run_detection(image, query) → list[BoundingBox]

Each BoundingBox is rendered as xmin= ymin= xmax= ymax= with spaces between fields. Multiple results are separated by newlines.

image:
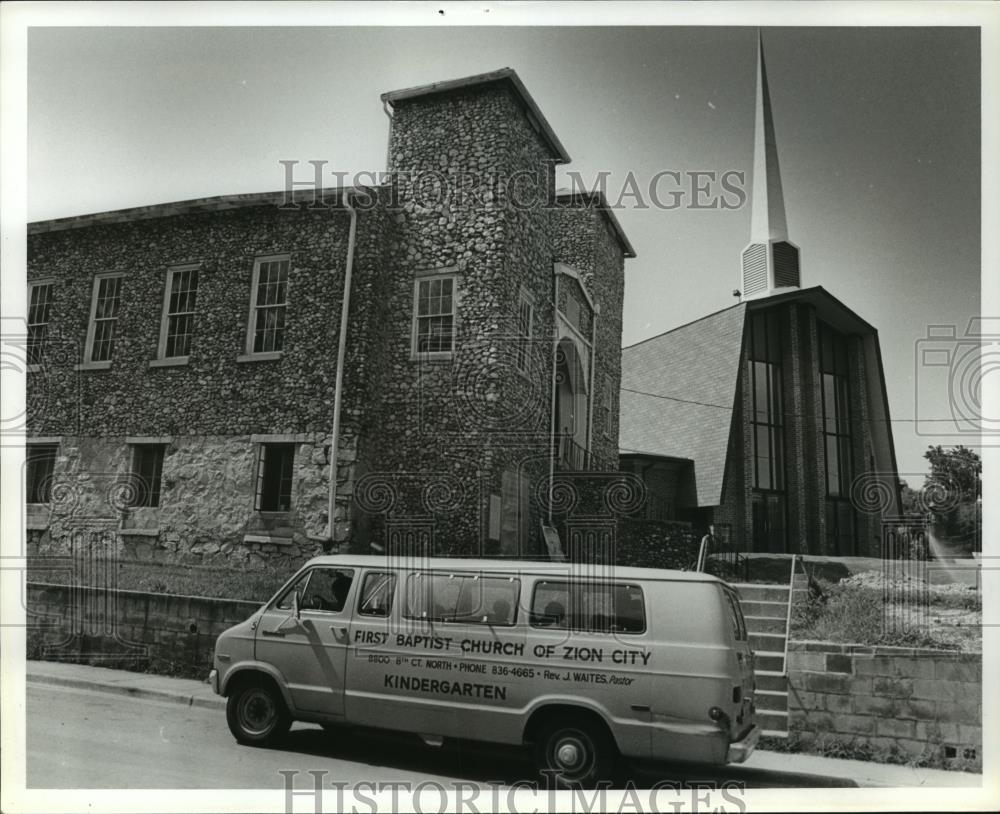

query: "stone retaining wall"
xmin=26 ymin=582 xmax=259 ymax=677
xmin=787 ymin=641 xmax=982 ymax=769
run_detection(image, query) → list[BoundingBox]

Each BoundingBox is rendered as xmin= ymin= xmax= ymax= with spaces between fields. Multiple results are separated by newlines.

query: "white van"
xmin=210 ymin=555 xmax=758 ymax=786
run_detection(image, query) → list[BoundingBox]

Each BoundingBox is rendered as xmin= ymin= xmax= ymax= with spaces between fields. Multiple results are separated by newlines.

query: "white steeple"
xmin=741 ymin=31 xmax=800 ymax=301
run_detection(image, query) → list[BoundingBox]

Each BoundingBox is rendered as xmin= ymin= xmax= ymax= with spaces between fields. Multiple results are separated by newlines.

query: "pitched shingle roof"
xmin=619 ymin=303 xmax=747 ymax=506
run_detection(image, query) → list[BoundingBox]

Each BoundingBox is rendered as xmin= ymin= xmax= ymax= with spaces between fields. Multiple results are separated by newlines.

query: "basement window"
xmin=255 ymin=443 xmax=295 ymax=512
xmin=26 ymin=443 xmax=58 ymax=504
xmin=130 ymin=444 xmax=165 ymax=508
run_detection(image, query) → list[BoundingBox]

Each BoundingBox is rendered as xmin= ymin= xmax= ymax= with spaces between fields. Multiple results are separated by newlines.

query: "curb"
xmin=28 ymin=671 xmax=225 ymax=710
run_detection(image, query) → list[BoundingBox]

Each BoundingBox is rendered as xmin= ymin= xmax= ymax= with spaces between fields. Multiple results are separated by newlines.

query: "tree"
xmin=923 ymin=445 xmax=982 ymax=553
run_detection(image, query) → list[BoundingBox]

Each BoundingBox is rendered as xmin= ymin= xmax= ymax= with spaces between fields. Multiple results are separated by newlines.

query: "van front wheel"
xmin=533 ymin=718 xmax=616 ymax=788
xmin=226 ymin=678 xmax=291 ymax=746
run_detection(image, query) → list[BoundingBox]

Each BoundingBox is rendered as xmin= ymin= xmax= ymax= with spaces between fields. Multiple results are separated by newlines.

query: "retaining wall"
xmin=787 ymin=640 xmax=982 ymax=769
xmin=26 ymin=581 xmax=259 ymax=677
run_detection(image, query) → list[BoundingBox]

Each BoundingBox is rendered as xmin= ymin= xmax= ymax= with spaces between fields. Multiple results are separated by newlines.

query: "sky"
xmin=23 ymin=22 xmax=983 ymax=483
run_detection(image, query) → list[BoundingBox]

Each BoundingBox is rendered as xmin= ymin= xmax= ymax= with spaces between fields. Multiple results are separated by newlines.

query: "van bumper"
xmin=208 ymin=668 xmax=220 ymax=696
xmin=726 ymin=725 xmax=759 ymax=763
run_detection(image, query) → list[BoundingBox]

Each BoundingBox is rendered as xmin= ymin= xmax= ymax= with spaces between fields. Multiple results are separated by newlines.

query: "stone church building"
xmin=618 ymin=37 xmax=901 ymax=557
xmin=25 ymin=68 xmax=635 ymax=564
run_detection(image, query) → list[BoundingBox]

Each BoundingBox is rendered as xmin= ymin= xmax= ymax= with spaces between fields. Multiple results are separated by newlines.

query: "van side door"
xmin=254 ymin=566 xmax=356 ymax=717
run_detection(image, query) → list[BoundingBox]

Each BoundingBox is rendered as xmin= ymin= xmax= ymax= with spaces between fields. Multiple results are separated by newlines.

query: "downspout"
xmin=586 ymin=305 xmax=598 ymax=469
xmin=547 ymin=270 xmax=560 ymax=524
xmin=326 ymin=191 xmax=358 ymax=546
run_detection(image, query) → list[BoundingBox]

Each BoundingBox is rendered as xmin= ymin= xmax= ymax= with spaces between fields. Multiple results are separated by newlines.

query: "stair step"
xmin=743 ymin=615 xmax=787 ymax=634
xmin=754 ymin=669 xmax=788 ymax=692
xmin=749 ymin=632 xmax=786 ymax=651
xmin=740 ymin=599 xmax=788 ymax=618
xmin=731 ymin=583 xmax=801 ymax=603
xmin=757 ymin=709 xmax=789 ymax=734
xmin=761 ymin=729 xmax=789 ymax=739
xmin=752 ymin=651 xmax=785 ymax=672
xmin=753 ymin=689 xmax=788 ymax=712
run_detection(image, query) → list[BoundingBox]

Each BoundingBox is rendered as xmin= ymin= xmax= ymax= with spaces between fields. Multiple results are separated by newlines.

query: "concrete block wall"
xmin=27 ymin=582 xmax=260 ymax=676
xmin=787 ymin=641 xmax=982 ymax=769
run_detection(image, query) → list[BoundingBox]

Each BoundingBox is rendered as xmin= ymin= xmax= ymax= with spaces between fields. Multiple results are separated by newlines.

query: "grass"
xmin=791 ymin=577 xmax=981 ymax=651
xmin=759 ymin=732 xmax=980 ymax=773
xmin=27 ymin=557 xmax=293 ymax=602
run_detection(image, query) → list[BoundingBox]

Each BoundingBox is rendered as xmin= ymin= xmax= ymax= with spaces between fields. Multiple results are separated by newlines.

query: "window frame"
xmin=357 ymin=571 xmax=398 ymax=618
xmin=243 ymin=254 xmax=290 ymax=360
xmin=402 ymin=570 xmax=521 ymax=627
xmin=129 ymin=443 xmax=166 ymax=508
xmin=25 ymin=442 xmax=59 ymax=505
xmin=254 ymin=442 xmax=296 ymax=513
xmin=83 ymin=272 xmax=124 ymax=368
xmin=155 ymin=263 xmax=200 ymax=364
xmin=27 ymin=279 xmax=55 ymax=370
xmin=515 ymin=288 xmax=534 ymax=374
xmin=410 ymin=273 xmax=458 ymax=360
xmin=528 ymin=579 xmax=647 ymax=635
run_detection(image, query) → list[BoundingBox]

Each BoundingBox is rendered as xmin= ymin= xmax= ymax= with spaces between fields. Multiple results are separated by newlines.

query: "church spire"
xmin=741 ymin=30 xmax=800 ymax=300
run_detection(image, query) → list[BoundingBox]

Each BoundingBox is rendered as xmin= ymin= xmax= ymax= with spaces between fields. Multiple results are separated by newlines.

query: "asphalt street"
xmin=27 ymin=682 xmax=857 ymax=790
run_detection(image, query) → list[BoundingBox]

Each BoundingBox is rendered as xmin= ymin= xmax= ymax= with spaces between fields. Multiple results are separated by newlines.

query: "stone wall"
xmin=787 ymin=641 xmax=982 ymax=769
xmin=615 ymin=519 xmax=701 ymax=570
xmin=26 ymin=581 xmax=260 ymax=677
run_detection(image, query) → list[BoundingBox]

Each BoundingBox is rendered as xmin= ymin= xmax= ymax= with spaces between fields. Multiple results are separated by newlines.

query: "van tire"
xmin=532 ymin=717 xmax=616 ymax=789
xmin=226 ymin=676 xmax=291 ymax=746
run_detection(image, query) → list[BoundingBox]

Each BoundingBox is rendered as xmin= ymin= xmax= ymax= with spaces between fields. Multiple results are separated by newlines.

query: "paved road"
xmin=27 ymin=683 xmax=855 ymax=789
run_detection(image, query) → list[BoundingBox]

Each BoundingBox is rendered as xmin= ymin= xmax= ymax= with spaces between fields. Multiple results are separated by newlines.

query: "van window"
xmin=403 ymin=572 xmax=519 ymax=626
xmin=277 ymin=567 xmax=354 ymax=613
xmin=530 ymin=581 xmax=646 ymax=634
xmin=723 ymin=588 xmax=748 ymax=641
xmin=358 ymin=572 xmax=396 ymax=617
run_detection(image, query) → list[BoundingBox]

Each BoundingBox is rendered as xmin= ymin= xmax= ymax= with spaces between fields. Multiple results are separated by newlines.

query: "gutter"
xmin=326 ymin=191 xmax=359 ymax=546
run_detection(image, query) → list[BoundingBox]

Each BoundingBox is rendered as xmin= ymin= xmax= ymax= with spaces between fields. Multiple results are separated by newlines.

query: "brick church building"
xmin=25 ymin=68 xmax=635 ymax=564
xmin=618 ymin=37 xmax=901 ymax=557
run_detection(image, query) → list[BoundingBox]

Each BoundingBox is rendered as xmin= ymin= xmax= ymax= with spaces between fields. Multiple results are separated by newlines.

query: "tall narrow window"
xmin=159 ymin=265 xmax=199 ymax=359
xmin=516 ymin=290 xmax=533 ymax=372
xmin=412 ymin=276 xmax=456 ymax=355
xmin=27 ymin=282 xmax=54 ymax=367
xmin=255 ymin=443 xmax=295 ymax=512
xmin=247 ymin=256 xmax=289 ymax=355
xmin=820 ymin=322 xmax=855 ymax=554
xmin=86 ymin=274 xmax=123 ymax=363
xmin=746 ymin=310 xmax=786 ymax=552
xmin=130 ymin=444 xmax=165 ymax=508
xmin=26 ymin=443 xmax=58 ymax=504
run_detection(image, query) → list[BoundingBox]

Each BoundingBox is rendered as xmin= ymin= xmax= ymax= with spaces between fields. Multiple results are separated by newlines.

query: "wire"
xmin=619 ymin=386 xmax=977 ymax=424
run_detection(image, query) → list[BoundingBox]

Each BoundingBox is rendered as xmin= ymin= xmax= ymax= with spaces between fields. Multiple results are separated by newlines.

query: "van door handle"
xmin=330 ymin=626 xmax=348 ymax=643
xmin=630 ymin=704 xmax=650 ymax=712
xmin=262 ymin=629 xmax=286 ymax=638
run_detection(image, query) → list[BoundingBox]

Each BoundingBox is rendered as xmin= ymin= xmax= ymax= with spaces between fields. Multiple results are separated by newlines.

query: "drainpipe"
xmin=547 ymin=271 xmax=560 ymax=525
xmin=326 ymin=190 xmax=358 ymax=546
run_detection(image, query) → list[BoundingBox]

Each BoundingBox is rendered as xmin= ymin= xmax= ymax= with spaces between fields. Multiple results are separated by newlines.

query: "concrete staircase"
xmin=732 ymin=572 xmax=809 ymax=738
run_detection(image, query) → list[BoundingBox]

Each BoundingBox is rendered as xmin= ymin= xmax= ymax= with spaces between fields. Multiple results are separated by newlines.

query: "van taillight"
xmin=732 ymin=686 xmax=742 ymax=703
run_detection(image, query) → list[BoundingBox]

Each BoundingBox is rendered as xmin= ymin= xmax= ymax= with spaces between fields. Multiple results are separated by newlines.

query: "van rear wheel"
xmin=226 ymin=677 xmax=291 ymax=746
xmin=533 ymin=718 xmax=616 ymax=788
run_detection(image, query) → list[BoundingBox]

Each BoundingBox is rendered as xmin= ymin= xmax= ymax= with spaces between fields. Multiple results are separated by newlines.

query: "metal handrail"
xmin=781 ymin=554 xmax=811 ymax=676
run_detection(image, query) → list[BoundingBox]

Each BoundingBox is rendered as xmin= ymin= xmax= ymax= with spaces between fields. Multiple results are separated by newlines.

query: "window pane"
xmin=26 ymin=445 xmax=57 ymax=504
xmin=358 ymin=572 xmax=397 ymax=617
xmin=300 ymin=568 xmax=354 ymax=613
